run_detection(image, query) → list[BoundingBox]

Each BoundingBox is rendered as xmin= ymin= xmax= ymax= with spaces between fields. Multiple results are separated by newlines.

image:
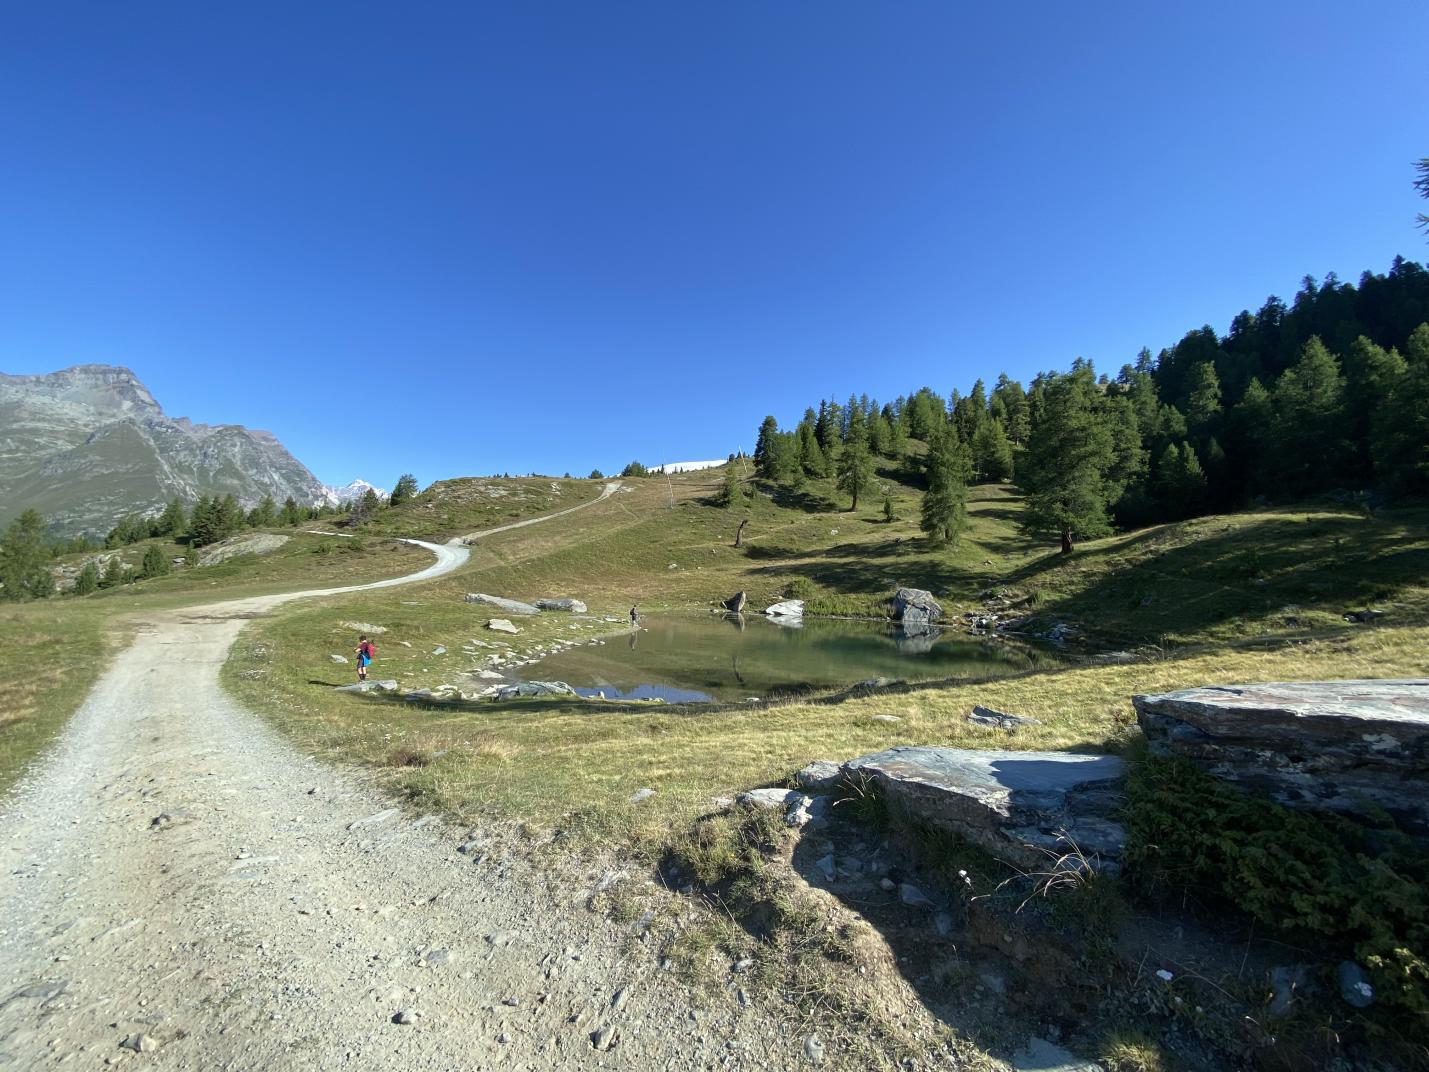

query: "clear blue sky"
xmin=2 ymin=2 xmax=1425 ymax=488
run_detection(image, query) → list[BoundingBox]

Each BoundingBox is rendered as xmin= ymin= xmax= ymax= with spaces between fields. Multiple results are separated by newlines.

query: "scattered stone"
xmin=1344 ymin=609 xmax=1385 ymax=623
xmin=814 ymin=854 xmax=837 ymax=881
xmin=870 ymin=714 xmax=902 ymax=724
xmin=732 ymin=957 xmax=754 ymax=974
xmin=785 ymin=794 xmax=829 ymax=828
xmin=149 ymin=810 xmax=189 ymax=830
xmin=737 ymin=787 xmax=804 ymax=810
xmin=536 ymin=598 xmax=588 ymax=613
xmin=431 ymin=646 xmax=446 ymax=656
xmin=329 ymin=654 xmax=349 ymax=664
xmin=1135 ymin=680 xmax=1429 ymax=837
xmin=1268 ymin=965 xmax=1310 ymax=1018
xmin=498 ymin=1032 xmax=512 ymax=1044
xmin=899 ymin=882 xmax=933 ymax=908
xmin=486 ymin=930 xmax=517 ymax=949
xmin=764 ymin=599 xmax=805 ymax=619
xmin=795 ymin=761 xmax=843 ymax=793
xmin=934 ymin=911 xmax=953 ymax=936
xmin=393 ymin=1009 xmax=418 ymax=1025
xmin=879 ymin=877 xmax=895 ymax=892
xmin=842 ymin=746 xmax=1126 ymax=871
xmin=465 ymin=593 xmax=541 ymax=615
xmin=891 ymin=587 xmax=942 ymax=624
xmin=967 ymin=705 xmax=1043 ymax=731
xmin=486 ymin=619 xmax=521 ymax=635
xmin=1009 ymin=1037 xmax=1099 ymax=1071
xmin=590 ymin=1024 xmax=620 ymax=1051
xmin=339 ymin=621 xmax=387 ymax=634
xmin=346 ymin=808 xmax=399 ymax=831
xmin=120 ymin=1033 xmax=158 ymax=1053
xmin=723 ymin=591 xmax=748 ymax=612
xmin=611 ymin=986 xmax=631 ymax=1010
xmin=628 ymin=788 xmax=655 ymax=805
xmin=1338 ymin=961 xmax=1375 ymax=1008
xmin=334 ymin=679 xmax=399 ymax=693
xmin=803 ymin=1034 xmax=825 ymax=1064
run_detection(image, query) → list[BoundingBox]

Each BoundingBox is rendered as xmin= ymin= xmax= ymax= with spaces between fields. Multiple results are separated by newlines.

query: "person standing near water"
xmin=630 ymin=605 xmax=639 ymax=626
xmin=355 ymin=635 xmax=376 ymax=681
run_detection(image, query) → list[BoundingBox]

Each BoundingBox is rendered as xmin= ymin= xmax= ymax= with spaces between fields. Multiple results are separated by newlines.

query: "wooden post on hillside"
xmin=734 ymin=519 xmax=748 ymax=548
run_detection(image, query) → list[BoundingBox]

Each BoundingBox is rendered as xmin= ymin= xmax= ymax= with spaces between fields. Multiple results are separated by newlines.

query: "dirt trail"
xmin=0 ymin=522 xmax=804 ymax=1068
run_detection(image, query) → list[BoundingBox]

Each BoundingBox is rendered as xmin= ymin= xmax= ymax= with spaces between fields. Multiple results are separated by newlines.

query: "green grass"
xmin=354 ymin=475 xmax=594 ymax=540
xmin=221 ymin=464 xmax=1429 ymax=852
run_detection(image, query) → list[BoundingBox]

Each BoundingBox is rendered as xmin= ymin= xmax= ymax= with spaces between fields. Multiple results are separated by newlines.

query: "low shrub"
xmin=1124 ymin=754 xmax=1429 ymax=1022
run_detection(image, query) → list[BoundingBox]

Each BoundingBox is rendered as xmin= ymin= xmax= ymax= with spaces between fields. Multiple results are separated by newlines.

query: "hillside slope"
xmin=0 ymin=364 xmax=326 ymax=535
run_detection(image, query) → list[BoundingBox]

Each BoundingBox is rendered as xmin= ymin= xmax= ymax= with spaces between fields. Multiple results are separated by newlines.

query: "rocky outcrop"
xmin=465 ymin=593 xmax=540 ymax=615
xmin=1134 ymin=679 xmax=1429 ymax=837
xmin=198 ymin=532 xmax=290 ymax=566
xmin=890 ymin=587 xmax=942 ymax=624
xmin=496 ymin=681 xmax=576 ymax=700
xmin=841 ymin=746 xmax=1126 ymax=872
xmin=334 ymin=679 xmax=399 ymax=694
xmin=723 ymin=591 xmax=747 ymax=613
xmin=535 ymin=598 xmax=587 ymax=613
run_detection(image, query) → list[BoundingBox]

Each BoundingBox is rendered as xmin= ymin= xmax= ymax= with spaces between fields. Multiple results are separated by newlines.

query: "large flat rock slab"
xmin=842 ymin=746 xmax=1125 ymax=871
xmin=1135 ymin=680 xmax=1429 ymax=836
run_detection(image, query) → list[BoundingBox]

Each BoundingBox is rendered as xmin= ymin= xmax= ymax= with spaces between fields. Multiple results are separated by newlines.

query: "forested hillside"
xmin=752 ymin=256 xmax=1429 ymax=551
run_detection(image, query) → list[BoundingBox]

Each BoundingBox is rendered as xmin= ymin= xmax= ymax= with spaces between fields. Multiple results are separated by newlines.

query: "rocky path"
xmin=457 ymin=481 xmax=624 ymax=545
xmin=0 ymin=528 xmax=801 ymax=1069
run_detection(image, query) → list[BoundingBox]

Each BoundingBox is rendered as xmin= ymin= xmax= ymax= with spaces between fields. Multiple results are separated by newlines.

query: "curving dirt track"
xmin=0 ymin=524 xmax=804 ymax=1069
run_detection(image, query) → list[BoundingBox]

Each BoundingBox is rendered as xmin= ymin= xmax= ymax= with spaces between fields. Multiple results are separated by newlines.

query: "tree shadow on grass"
xmin=1009 ymin=509 xmax=1429 ymax=643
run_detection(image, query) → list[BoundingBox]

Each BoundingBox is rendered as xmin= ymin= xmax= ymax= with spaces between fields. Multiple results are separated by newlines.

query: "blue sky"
xmin=2 ymin=2 xmax=1426 ymax=488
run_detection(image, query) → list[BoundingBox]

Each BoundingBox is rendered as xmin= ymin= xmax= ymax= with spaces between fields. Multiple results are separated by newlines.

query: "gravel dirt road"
xmin=0 ymin=531 xmax=806 ymax=1070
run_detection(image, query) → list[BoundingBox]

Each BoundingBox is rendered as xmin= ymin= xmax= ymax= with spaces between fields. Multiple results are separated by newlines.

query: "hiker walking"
xmin=629 ymin=605 xmax=639 ymax=626
xmin=355 ymin=634 xmax=376 ymax=681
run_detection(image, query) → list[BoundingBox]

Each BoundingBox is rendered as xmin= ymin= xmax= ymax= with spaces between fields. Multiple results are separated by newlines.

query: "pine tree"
xmin=588 ymin=469 xmax=605 ymax=480
xmin=250 ymin=495 xmax=277 ymax=527
xmin=1018 ymin=368 xmax=1116 ymax=553
xmin=970 ymin=418 xmax=1014 ymax=483
xmin=154 ymin=499 xmax=187 ymax=537
xmin=0 ymin=509 xmax=54 ymax=601
xmin=280 ymin=496 xmax=303 ymax=526
xmin=141 ymin=543 xmax=170 ymax=579
xmin=920 ymin=427 xmax=971 ymax=546
xmin=719 ymin=464 xmax=743 ymax=509
xmin=100 ymin=556 xmax=124 ymax=589
xmin=883 ymin=495 xmax=895 ymax=523
xmin=390 ymin=474 xmax=419 ymax=506
xmin=1184 ymin=361 xmax=1223 ymax=429
xmin=1271 ymin=336 xmax=1349 ymax=490
xmin=753 ymin=416 xmax=781 ymax=479
xmin=835 ymin=422 xmax=874 ymax=509
xmin=74 ymin=561 xmax=99 ymax=595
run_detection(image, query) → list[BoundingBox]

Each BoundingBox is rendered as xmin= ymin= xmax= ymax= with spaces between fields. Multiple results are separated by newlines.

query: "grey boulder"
xmin=967 ymin=705 xmax=1043 ymax=731
xmin=465 ymin=593 xmax=541 ymax=615
xmin=723 ymin=591 xmax=747 ymax=613
xmin=842 ymin=745 xmax=1126 ymax=871
xmin=536 ymin=598 xmax=588 ymax=613
xmin=764 ymin=599 xmax=805 ymax=619
xmin=891 ymin=587 xmax=942 ymax=624
xmin=335 ymin=679 xmax=399 ymax=693
xmin=486 ymin=619 xmax=521 ymax=634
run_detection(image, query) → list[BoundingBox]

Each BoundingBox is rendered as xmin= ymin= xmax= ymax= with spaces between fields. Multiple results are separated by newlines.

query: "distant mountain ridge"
xmin=0 ymin=364 xmax=328 ymax=535
xmin=322 ymin=478 xmax=387 ymax=506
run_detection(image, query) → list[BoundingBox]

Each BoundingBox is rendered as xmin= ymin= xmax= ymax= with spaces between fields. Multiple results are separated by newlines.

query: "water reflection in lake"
xmin=531 ymin=612 xmax=1059 ymax=703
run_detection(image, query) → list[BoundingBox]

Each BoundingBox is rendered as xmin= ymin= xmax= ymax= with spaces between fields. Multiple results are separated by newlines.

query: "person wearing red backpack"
xmin=355 ymin=635 xmax=376 ymax=681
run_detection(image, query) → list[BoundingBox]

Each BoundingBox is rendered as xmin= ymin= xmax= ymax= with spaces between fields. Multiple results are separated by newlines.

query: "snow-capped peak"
xmin=322 ymin=479 xmax=387 ymax=506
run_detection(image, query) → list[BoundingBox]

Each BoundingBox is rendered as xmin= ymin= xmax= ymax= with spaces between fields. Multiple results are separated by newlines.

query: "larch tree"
xmin=919 ymin=426 xmax=972 ymax=546
xmin=1017 ymin=367 xmax=1116 ymax=553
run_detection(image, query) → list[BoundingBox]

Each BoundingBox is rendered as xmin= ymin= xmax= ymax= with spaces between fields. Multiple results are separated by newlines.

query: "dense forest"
xmin=751 ymin=256 xmax=1429 ymax=552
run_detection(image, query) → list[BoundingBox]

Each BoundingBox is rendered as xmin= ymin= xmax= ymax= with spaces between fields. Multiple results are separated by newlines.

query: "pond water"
xmin=530 ymin=612 xmax=1061 ymax=703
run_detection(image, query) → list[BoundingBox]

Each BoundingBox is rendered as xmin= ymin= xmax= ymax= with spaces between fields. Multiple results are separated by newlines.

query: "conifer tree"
xmin=0 ymin=509 xmax=54 ymax=601
xmin=1184 ymin=361 xmax=1223 ymax=429
xmin=74 ymin=561 xmax=99 ymax=595
xmin=971 ymin=419 xmax=1014 ymax=483
xmin=1018 ymin=368 xmax=1116 ymax=553
xmin=719 ymin=464 xmax=742 ymax=509
xmin=390 ymin=474 xmax=419 ymax=506
xmin=1271 ymin=336 xmax=1349 ymax=490
xmin=141 ymin=543 xmax=170 ymax=579
xmin=100 ymin=556 xmax=124 ymax=589
xmin=920 ymin=427 xmax=972 ymax=546
xmin=836 ymin=420 xmax=874 ymax=510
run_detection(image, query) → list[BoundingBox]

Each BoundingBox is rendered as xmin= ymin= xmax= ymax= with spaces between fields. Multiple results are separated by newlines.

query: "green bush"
xmin=782 ymin=576 xmax=815 ymax=600
xmin=1124 ymin=754 xmax=1429 ymax=1020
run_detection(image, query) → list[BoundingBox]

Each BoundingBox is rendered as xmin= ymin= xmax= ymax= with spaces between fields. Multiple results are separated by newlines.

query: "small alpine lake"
xmin=528 ymin=611 xmax=1063 ymax=703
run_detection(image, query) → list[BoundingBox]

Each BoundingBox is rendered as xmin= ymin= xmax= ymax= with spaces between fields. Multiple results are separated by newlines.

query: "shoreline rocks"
xmin=465 ymin=593 xmax=541 ymax=615
xmin=890 ymin=587 xmax=942 ymax=625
